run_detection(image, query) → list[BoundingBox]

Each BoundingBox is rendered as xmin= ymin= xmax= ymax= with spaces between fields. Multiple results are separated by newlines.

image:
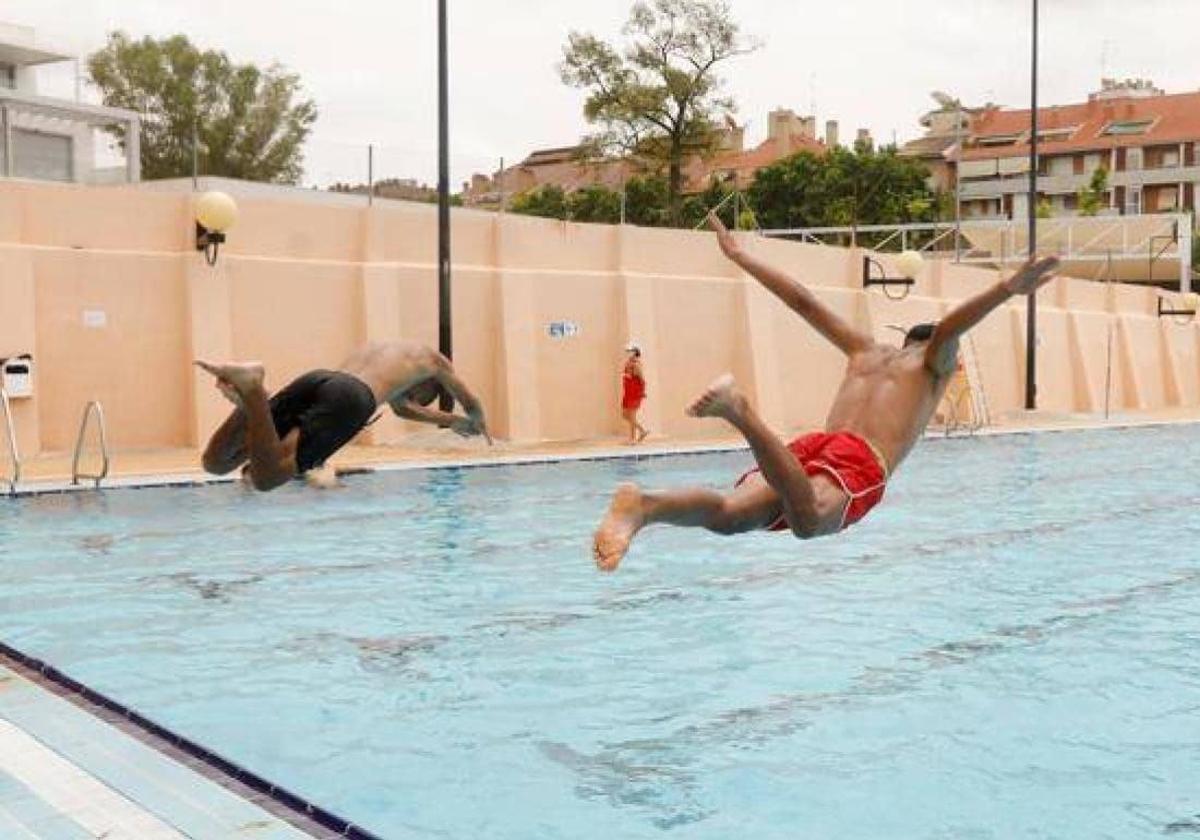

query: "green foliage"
xmin=510 ymin=185 xmax=569 ymax=219
xmin=1036 ymin=199 xmax=1054 ymax=219
xmin=679 ymin=176 xmax=734 ymax=228
xmin=747 ymin=146 xmax=937 ymax=240
xmin=559 ymin=0 xmax=757 ymax=225
xmin=88 ymin=32 xmax=317 ymax=183
xmin=623 ymin=176 xmax=672 ymax=226
xmin=567 ymin=184 xmax=622 ymax=223
xmin=1077 ymin=166 xmax=1109 ymax=216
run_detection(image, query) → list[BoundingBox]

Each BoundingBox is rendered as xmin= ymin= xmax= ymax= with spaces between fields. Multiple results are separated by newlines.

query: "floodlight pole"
xmin=437 ymin=0 xmax=453 ymax=411
xmin=1025 ymin=0 xmax=1039 ymax=410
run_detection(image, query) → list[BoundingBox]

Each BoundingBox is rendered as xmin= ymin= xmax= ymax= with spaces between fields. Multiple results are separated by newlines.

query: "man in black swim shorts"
xmin=196 ymin=342 xmax=491 ymax=491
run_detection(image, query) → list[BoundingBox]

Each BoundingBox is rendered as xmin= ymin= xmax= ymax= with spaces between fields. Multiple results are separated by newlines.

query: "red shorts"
xmin=736 ymin=431 xmax=888 ymax=532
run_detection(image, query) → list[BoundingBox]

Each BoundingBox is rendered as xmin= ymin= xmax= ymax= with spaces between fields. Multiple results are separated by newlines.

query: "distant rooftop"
xmin=0 ymin=21 xmax=72 ymax=67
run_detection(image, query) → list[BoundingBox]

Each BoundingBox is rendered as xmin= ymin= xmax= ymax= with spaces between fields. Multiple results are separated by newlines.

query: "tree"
xmin=748 ymin=146 xmax=937 ymax=239
xmin=1077 ymin=166 xmax=1109 ymax=216
xmin=559 ymin=0 xmax=757 ymax=226
xmin=89 ymin=32 xmax=317 ymax=183
xmin=623 ymin=175 xmax=672 ymax=226
xmin=567 ymin=184 xmax=622 ymax=223
xmin=510 ymin=185 xmax=569 ymax=219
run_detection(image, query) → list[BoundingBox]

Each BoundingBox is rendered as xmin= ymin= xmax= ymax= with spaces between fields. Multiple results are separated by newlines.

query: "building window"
xmin=0 ymin=63 xmax=15 ymax=90
xmin=1160 ymin=149 xmax=1180 ymax=169
xmin=1036 ymin=127 xmax=1077 ymax=143
xmin=12 ymin=129 xmax=74 ymax=182
xmin=976 ymin=133 xmax=1023 ymax=147
xmin=1125 ymin=186 xmax=1142 ymax=215
xmin=1126 ymin=148 xmax=1144 ymax=171
xmin=1102 ymin=119 xmax=1154 ymax=136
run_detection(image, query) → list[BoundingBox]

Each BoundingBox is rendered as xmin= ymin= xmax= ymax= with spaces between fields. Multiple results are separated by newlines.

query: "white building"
xmin=0 ymin=22 xmax=140 ymax=184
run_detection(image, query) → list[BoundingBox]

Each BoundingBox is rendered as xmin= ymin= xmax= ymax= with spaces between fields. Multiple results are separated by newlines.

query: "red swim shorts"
xmin=735 ymin=431 xmax=888 ymax=532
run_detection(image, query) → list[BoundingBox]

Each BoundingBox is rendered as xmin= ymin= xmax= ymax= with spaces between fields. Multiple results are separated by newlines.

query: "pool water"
xmin=2 ymin=427 xmax=1199 ymax=839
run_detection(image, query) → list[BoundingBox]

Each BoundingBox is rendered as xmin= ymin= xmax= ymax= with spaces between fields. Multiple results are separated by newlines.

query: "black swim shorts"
xmin=269 ymin=370 xmax=377 ymax=474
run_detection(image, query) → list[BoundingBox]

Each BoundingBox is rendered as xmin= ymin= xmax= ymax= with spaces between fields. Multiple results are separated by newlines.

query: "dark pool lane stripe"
xmin=0 ymin=640 xmax=385 ymax=840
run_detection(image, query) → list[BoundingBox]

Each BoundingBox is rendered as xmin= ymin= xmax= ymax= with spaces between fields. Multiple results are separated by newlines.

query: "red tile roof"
xmin=960 ymin=90 xmax=1200 ymax=160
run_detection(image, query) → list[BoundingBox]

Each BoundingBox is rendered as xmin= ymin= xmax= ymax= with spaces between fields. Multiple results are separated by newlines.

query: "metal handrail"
xmin=71 ymin=401 xmax=110 ymax=488
xmin=0 ymin=388 xmax=19 ymax=494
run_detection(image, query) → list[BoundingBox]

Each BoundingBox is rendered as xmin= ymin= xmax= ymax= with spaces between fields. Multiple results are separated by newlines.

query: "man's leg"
xmin=195 ymin=361 xmax=298 ymax=492
xmin=201 ymin=408 xmax=247 ymax=475
xmin=690 ymin=374 xmax=840 ymax=539
xmin=594 ymin=476 xmax=779 ymax=570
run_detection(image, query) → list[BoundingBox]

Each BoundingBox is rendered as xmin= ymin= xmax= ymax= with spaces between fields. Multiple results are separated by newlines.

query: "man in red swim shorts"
xmin=592 ymin=212 xmax=1059 ymax=571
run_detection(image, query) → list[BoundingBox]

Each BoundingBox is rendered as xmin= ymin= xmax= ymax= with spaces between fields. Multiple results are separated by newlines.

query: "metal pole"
xmin=191 ymin=117 xmax=198 ymax=190
xmin=1 ymin=105 xmax=11 ymax=178
xmin=498 ymin=156 xmax=505 ymax=214
xmin=954 ymin=102 xmax=962 ymax=261
xmin=1103 ymin=250 xmax=1113 ymax=420
xmin=437 ymin=0 xmax=453 ymax=410
xmin=367 ymin=144 xmax=374 ymax=206
xmin=620 ymin=172 xmax=626 ymax=224
xmin=1024 ymin=0 xmax=1039 ymax=410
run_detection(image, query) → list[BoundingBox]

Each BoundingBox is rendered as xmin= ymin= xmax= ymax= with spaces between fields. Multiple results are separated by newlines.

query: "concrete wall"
xmin=1 ymin=177 xmax=1198 ymax=458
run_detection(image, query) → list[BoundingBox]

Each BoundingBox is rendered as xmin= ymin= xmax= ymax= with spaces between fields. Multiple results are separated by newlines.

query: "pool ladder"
xmin=72 ymin=400 xmax=110 ymax=488
xmin=1 ymin=389 xmax=19 ymax=495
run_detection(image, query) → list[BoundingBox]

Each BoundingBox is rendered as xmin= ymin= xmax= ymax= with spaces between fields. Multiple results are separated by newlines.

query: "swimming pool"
xmin=3 ymin=426 xmax=1199 ymax=839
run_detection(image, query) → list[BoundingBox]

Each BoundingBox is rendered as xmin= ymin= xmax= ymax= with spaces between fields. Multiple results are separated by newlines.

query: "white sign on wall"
xmin=82 ymin=310 xmax=108 ymax=329
xmin=547 ymin=321 xmax=580 ymax=339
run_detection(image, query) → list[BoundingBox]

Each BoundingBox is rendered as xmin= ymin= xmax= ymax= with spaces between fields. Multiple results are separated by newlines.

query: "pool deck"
xmin=3 ymin=406 xmax=1199 ymax=839
xmin=7 ymin=405 xmax=1200 ymax=494
xmin=0 ymin=660 xmax=348 ymax=839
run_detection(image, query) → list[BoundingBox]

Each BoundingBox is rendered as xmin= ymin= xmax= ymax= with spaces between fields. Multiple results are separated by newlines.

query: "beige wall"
xmin=1 ymin=177 xmax=1199 ymax=460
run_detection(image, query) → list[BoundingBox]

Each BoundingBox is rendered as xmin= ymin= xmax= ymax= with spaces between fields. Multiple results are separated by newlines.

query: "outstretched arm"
xmin=390 ymin=400 xmax=459 ymax=428
xmin=707 ymin=212 xmax=872 ymax=356
xmin=924 ymin=257 xmax=1060 ymax=375
xmin=430 ymin=354 xmax=493 ymax=445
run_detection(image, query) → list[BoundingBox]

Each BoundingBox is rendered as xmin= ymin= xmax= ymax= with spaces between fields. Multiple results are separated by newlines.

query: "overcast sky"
xmin=7 ymin=0 xmax=1200 ymax=188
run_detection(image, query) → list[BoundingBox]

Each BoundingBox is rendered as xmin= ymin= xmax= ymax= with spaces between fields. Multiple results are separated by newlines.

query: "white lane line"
xmin=0 ymin=718 xmax=186 ymax=840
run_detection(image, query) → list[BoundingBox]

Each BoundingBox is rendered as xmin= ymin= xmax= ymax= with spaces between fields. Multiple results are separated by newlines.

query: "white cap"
xmin=624 ymin=341 xmax=640 ymax=353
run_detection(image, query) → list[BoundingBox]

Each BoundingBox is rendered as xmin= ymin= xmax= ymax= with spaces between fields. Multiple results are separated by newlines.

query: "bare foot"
xmin=304 ymin=464 xmax=342 ymax=490
xmin=686 ymin=373 xmax=744 ymax=420
xmin=195 ymin=360 xmax=266 ymax=401
xmin=593 ymin=483 xmax=645 ymax=572
xmin=637 ymin=427 xmax=650 ymax=443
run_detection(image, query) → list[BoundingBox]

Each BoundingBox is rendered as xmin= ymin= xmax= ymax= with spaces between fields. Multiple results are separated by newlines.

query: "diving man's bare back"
xmin=197 ymin=341 xmax=490 ymax=491
xmin=592 ymin=213 xmax=1059 ymax=571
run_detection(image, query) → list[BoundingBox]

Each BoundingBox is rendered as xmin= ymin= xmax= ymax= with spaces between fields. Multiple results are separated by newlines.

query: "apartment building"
xmin=902 ymin=80 xmax=1200 ymax=221
xmin=0 ymin=21 xmax=140 ymax=184
xmin=462 ymin=108 xmax=855 ymax=208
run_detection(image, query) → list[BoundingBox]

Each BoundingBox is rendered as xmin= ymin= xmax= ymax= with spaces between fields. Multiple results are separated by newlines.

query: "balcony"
xmin=958 ymin=165 xmax=1200 ymax=199
xmin=0 ymin=89 xmax=140 ymax=184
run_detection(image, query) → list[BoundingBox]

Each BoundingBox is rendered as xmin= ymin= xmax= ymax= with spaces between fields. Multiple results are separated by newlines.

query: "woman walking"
xmin=621 ymin=342 xmax=649 ymax=445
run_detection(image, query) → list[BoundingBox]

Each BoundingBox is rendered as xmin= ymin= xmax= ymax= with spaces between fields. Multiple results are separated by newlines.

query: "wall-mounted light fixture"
xmin=195 ymin=191 xmax=239 ymax=266
xmin=863 ymin=250 xmax=923 ymax=300
xmin=1157 ymin=293 xmax=1198 ymax=324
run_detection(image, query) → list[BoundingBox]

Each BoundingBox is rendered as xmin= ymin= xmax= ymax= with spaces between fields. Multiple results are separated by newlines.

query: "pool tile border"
xmin=0 ymin=643 xmax=383 ymax=840
xmin=5 ymin=415 xmax=1199 ymax=497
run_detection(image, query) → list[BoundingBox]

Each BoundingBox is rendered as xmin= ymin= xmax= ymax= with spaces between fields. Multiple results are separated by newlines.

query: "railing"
xmin=71 ymin=401 xmax=110 ymax=488
xmin=942 ymin=335 xmax=990 ymax=438
xmin=0 ymin=388 xmax=19 ymax=494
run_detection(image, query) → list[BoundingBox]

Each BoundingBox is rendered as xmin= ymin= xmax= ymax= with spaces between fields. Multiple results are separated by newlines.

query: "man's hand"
xmin=1004 ymin=256 xmax=1060 ymax=296
xmin=706 ymin=211 xmax=742 ymax=262
xmin=449 ymin=415 xmax=494 ymax=446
